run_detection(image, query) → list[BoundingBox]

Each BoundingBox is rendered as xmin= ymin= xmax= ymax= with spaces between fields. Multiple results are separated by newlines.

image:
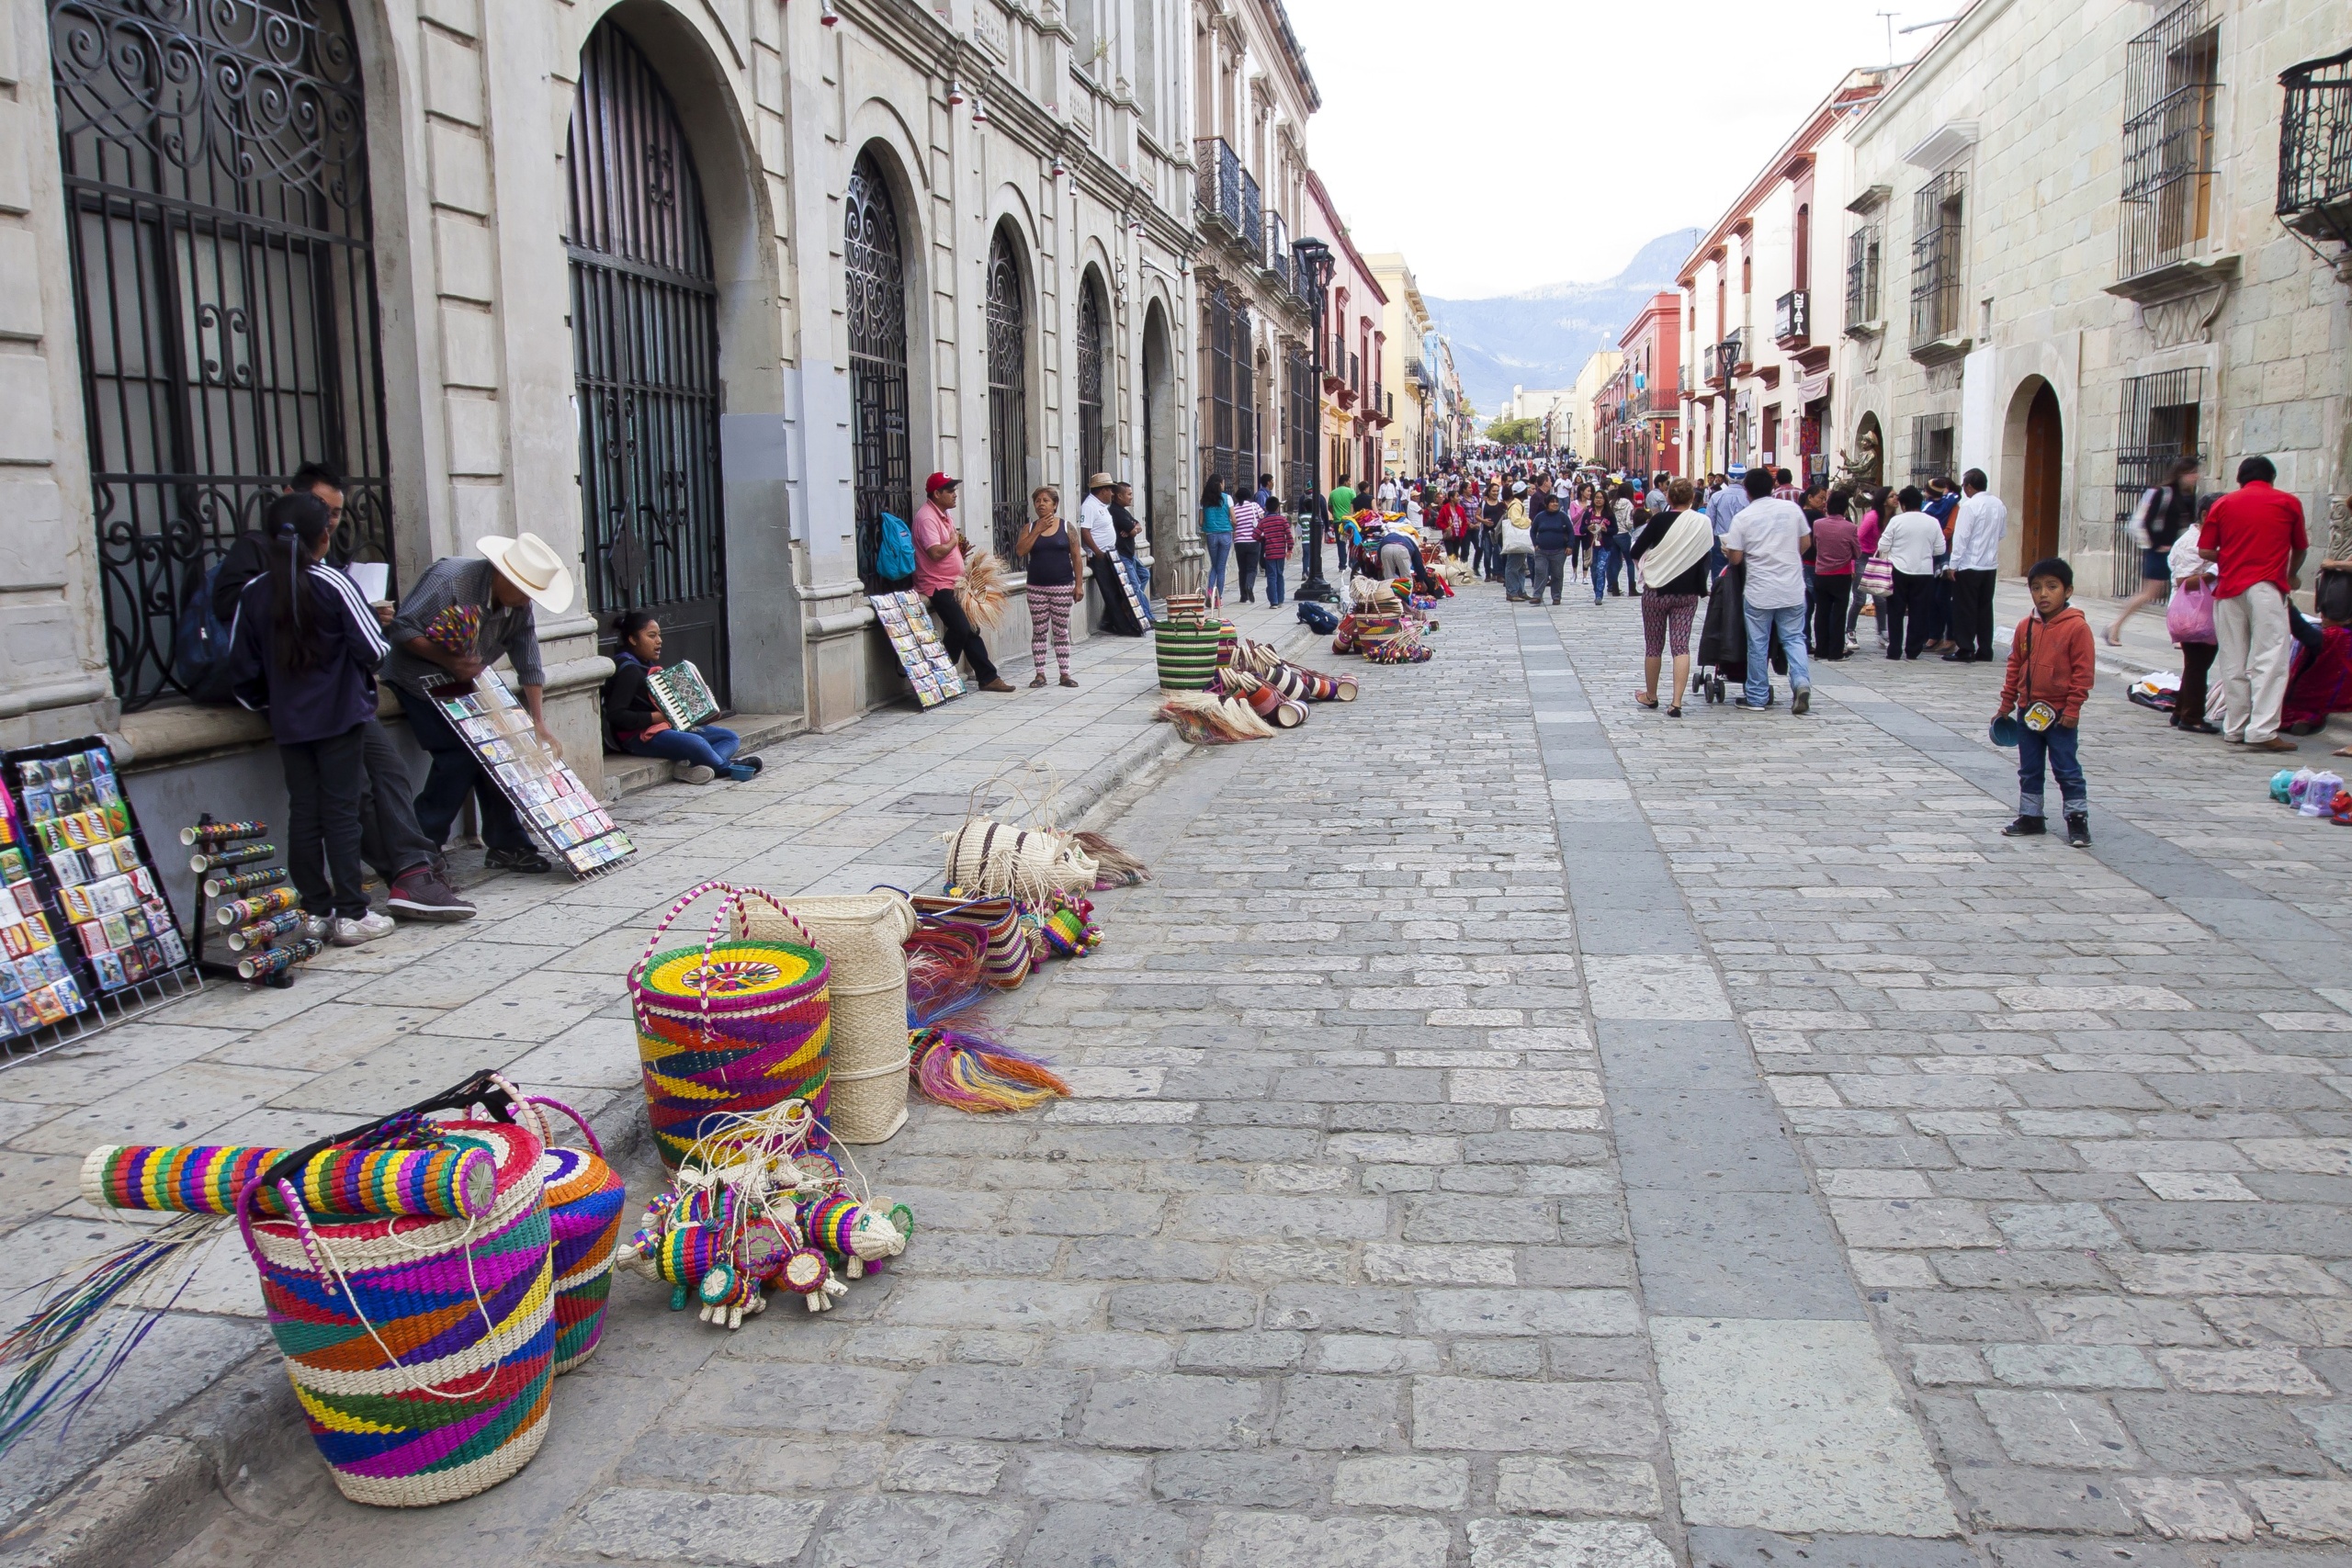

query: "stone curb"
xmin=0 ymin=613 xmax=1336 ymax=1568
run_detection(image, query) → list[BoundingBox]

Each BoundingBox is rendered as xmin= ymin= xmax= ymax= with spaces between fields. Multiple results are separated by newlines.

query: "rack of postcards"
xmin=435 ymin=670 xmax=637 ymax=878
xmin=869 ymin=591 xmax=967 ymax=709
xmin=0 ymin=739 xmax=198 ymax=1063
xmin=185 ymin=818 xmax=320 ymax=987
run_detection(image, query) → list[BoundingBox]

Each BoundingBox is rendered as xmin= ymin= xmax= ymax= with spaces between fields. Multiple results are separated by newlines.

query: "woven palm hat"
xmin=1086 ymin=472 xmax=1115 ymax=492
xmin=477 ymin=532 xmax=576 ymax=615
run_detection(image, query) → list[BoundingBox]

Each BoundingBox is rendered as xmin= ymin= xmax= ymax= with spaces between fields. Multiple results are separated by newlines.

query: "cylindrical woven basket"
xmin=1154 ymin=620 xmax=1222 ymax=689
xmin=239 ymin=1120 xmax=553 ymax=1508
xmin=735 ymin=891 xmax=916 ymax=1145
xmin=541 ymin=1145 xmax=626 ymax=1373
xmin=944 ymin=822 xmax=1099 ymax=905
xmin=631 ymin=882 xmax=832 ymax=1168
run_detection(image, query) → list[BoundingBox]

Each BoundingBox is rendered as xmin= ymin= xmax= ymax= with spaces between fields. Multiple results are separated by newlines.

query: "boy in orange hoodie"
xmin=1996 ymin=558 xmax=2098 ymax=846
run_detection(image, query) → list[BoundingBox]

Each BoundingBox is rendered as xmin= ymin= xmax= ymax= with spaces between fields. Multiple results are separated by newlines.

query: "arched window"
xmin=985 ymin=227 xmax=1030 ymax=563
xmin=52 ymin=0 xmax=392 ymax=708
xmin=567 ymin=20 xmax=730 ymax=699
xmin=1794 ymin=204 xmax=1812 ymax=295
xmin=846 ymin=152 xmax=911 ymax=587
xmin=1077 ymin=274 xmax=1107 ymax=487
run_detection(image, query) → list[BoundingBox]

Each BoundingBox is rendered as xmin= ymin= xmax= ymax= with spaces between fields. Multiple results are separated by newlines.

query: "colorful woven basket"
xmin=238 ymin=1119 xmax=554 ymax=1507
xmin=912 ymin=894 xmax=1034 ymax=988
xmin=631 ymin=882 xmax=832 ymax=1168
xmin=1154 ymin=620 xmax=1223 ymax=690
xmin=540 ymin=1145 xmax=625 ymax=1373
xmin=735 ymin=891 xmax=915 ymax=1145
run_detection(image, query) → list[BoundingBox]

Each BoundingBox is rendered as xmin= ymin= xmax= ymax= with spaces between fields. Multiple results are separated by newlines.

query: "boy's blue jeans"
xmin=626 ymin=725 xmax=741 ymax=772
xmin=2017 ymin=723 xmax=2086 ymax=818
xmin=1261 ymin=561 xmax=1286 ymax=605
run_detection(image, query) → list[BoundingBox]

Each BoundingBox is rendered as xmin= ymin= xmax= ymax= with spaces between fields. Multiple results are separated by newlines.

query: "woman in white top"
xmin=2167 ymin=508 xmax=2222 ymax=733
xmin=1875 ymin=489 xmax=1947 ymax=660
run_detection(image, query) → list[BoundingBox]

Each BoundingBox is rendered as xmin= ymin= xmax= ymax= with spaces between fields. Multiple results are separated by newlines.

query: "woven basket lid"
xmin=635 ymin=940 xmax=828 ymax=1010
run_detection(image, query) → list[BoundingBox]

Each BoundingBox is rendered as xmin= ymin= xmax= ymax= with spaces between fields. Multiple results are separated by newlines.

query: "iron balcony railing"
xmin=1911 ymin=169 xmax=1966 ymax=344
xmin=2278 ymin=48 xmax=2352 ymax=231
xmin=1194 ymin=137 xmax=1243 ymax=234
xmin=1775 ymin=288 xmax=1810 ymax=344
xmin=2119 ymin=3 xmax=2221 ymax=277
xmin=1846 ymin=224 xmax=1882 ymax=325
xmin=1717 ymin=330 xmax=1746 ymax=377
xmin=1265 ymin=209 xmax=1290 ymax=289
xmin=1240 ymin=169 xmax=1262 ymax=257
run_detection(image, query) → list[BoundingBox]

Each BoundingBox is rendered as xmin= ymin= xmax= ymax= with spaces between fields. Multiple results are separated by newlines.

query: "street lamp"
xmin=1292 ymin=236 xmax=1338 ymax=604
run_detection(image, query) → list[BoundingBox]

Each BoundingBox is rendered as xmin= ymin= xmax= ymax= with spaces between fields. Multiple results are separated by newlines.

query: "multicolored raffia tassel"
xmin=910 ymin=1027 xmax=1069 ymax=1112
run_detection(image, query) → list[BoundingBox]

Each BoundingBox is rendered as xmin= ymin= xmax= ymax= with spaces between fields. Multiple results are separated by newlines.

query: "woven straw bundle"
xmin=958 ymin=549 xmax=1011 ymax=629
xmin=944 ymin=820 xmax=1100 ymax=904
xmin=735 ymin=891 xmax=917 ymax=1145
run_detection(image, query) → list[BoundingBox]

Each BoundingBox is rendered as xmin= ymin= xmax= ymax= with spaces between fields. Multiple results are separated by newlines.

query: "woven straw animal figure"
xmin=797 ymin=1192 xmax=907 ymax=1280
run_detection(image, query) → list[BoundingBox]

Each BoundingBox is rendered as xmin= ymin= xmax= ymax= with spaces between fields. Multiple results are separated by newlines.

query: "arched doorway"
xmin=846 ymin=152 xmax=911 ymax=590
xmin=567 ymin=19 xmax=729 ymax=700
xmin=2020 ymin=382 xmax=2063 ymax=570
xmin=1076 ymin=272 xmax=1108 ymax=487
xmin=985 ymin=226 xmax=1031 ymax=564
xmin=1141 ymin=300 xmax=1178 ymax=590
xmin=1851 ymin=412 xmax=1884 ymax=490
xmin=52 ymin=0 xmax=393 ymax=708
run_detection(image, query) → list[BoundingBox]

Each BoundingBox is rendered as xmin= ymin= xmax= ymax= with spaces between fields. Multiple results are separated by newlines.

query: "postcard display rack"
xmin=187 ymin=818 xmax=318 ymax=987
xmin=0 ymin=739 xmax=198 ymax=1060
xmin=870 ymin=592 xmax=967 ymax=709
xmin=436 ymin=670 xmax=637 ymax=878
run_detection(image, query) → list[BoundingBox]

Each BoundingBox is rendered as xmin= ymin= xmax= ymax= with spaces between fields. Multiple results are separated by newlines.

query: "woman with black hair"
xmin=229 ymin=491 xmax=395 ymax=947
xmin=601 ymin=610 xmax=759 ymax=783
xmin=1200 ymin=473 xmax=1235 ymax=606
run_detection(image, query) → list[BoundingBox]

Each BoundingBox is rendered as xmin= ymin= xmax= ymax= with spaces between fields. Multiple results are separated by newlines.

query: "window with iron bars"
xmin=2278 ymin=48 xmax=2352 ymax=225
xmin=1198 ymin=286 xmax=1254 ymax=494
xmin=1909 ymin=171 xmax=1965 ymax=344
xmin=1846 ymin=223 xmax=1883 ymax=325
xmin=1283 ymin=346 xmax=1316 ymax=508
xmin=1908 ymin=414 xmax=1956 ymax=487
xmin=2119 ymin=2 xmax=2220 ymax=278
xmin=2110 ymin=367 xmax=2205 ymax=594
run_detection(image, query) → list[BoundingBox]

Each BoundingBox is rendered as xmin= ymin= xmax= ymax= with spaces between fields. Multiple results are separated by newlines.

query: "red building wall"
xmin=1617 ymin=291 xmax=1682 ymax=480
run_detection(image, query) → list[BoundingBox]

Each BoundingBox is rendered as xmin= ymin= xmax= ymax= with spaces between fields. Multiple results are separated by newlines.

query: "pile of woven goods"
xmin=4 ymin=1070 xmax=632 ymax=1506
xmin=1331 ymin=576 xmax=1435 ymax=665
xmin=2269 ymin=767 xmax=2352 ymax=826
xmin=1154 ymin=595 xmax=1357 ymax=742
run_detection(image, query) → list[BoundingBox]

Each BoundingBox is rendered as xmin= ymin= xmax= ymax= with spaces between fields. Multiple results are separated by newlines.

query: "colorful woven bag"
xmin=631 ymin=881 xmax=832 ymax=1168
xmin=912 ymin=893 xmax=1034 ymax=988
xmin=1154 ymin=618 xmax=1222 ymax=690
xmin=540 ymin=1144 xmax=625 ymax=1373
xmin=237 ymin=1116 xmax=554 ymax=1507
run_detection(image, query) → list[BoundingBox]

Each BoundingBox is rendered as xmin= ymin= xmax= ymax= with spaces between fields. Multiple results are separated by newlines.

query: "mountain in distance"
xmin=1429 ymin=229 xmax=1702 ymax=422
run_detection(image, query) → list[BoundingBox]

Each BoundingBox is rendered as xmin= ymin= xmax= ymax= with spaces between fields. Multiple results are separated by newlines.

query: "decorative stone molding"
xmin=2140 ymin=285 xmax=2232 ymax=349
xmin=1925 ymin=362 xmax=1963 ymax=395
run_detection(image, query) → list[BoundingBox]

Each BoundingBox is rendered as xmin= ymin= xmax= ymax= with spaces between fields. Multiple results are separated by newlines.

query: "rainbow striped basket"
xmin=630 ymin=881 xmax=832 ymax=1168
xmin=514 ymin=1093 xmax=627 ymax=1375
xmin=237 ymin=1118 xmax=554 ymax=1507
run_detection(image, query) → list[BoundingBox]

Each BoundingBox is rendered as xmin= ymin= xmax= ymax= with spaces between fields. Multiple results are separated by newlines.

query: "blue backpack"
xmin=876 ymin=512 xmax=916 ymax=581
xmin=173 ymin=561 xmax=237 ymax=703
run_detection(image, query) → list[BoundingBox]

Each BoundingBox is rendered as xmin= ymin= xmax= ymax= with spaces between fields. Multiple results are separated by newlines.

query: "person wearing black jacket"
xmin=602 ymin=610 xmax=757 ymax=783
xmin=211 ymin=464 xmax=471 ymax=921
xmin=1529 ymin=495 xmax=1574 ymax=605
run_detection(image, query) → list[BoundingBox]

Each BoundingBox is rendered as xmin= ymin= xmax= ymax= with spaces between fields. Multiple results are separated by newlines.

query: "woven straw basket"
xmin=734 ymin=890 xmax=916 ymax=1145
xmin=238 ymin=1118 xmax=554 ymax=1507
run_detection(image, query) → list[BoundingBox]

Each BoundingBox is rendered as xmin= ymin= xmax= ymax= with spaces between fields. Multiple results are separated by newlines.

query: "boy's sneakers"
xmin=672 ymin=761 xmax=716 ymax=784
xmin=2065 ymin=812 xmax=2093 ymax=848
xmin=2002 ymin=815 xmax=2045 ymax=837
xmin=387 ymin=865 xmax=477 ymax=922
xmin=331 ymin=910 xmax=396 ymax=947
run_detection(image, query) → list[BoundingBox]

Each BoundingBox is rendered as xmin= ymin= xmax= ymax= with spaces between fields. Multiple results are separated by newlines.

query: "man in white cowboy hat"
xmin=381 ymin=531 xmax=575 ymax=874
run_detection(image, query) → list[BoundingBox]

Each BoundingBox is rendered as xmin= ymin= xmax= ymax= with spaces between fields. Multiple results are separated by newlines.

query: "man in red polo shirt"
xmin=2200 ymin=455 xmax=2308 ymax=751
xmin=911 ymin=472 xmax=1012 ymax=694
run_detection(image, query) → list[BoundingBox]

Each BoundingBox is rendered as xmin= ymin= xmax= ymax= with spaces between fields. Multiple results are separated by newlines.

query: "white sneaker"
xmin=331 ymin=910 xmax=396 ymax=947
xmin=671 ymin=761 xmax=716 ymax=784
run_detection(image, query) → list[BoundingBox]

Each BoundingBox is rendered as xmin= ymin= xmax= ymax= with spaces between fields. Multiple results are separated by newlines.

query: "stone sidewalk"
xmin=0 ymin=593 xmax=1313 ymax=1561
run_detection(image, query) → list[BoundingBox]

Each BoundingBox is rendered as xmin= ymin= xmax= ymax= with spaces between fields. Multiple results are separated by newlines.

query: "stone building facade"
xmin=1365 ymin=254 xmax=1430 ymax=481
xmin=1677 ymin=69 xmax=1894 ymax=487
xmin=2 ymin=0 xmax=1200 ymax=873
xmin=1834 ymin=0 xmax=2350 ymax=588
xmin=1300 ymin=167 xmax=1384 ymax=501
xmin=1188 ymin=0 xmax=1317 ymax=520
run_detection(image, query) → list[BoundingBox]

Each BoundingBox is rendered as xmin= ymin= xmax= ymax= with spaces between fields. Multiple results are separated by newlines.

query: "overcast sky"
xmin=1282 ymin=0 xmax=1934 ymax=298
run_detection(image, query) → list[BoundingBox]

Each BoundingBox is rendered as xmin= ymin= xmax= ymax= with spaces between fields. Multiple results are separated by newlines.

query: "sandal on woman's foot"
xmin=1634 ymin=693 xmax=1659 ymax=710
xmin=1029 ymin=675 xmax=1047 ymax=688
xmin=2102 ymin=626 xmax=2123 ymax=647
xmin=1059 ymin=675 xmax=1080 ymax=688
xmin=1667 ymin=705 xmax=1683 ymax=718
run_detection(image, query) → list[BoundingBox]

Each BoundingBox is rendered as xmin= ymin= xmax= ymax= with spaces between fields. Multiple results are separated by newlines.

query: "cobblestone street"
xmin=10 ymin=586 xmax=2352 ymax=1568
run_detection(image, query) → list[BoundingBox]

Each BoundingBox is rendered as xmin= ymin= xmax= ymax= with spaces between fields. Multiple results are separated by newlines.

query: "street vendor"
xmin=380 ymin=532 xmax=573 ymax=874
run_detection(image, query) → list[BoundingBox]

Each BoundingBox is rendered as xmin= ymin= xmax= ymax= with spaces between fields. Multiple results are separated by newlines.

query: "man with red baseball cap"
xmin=911 ymin=472 xmax=1012 ymax=693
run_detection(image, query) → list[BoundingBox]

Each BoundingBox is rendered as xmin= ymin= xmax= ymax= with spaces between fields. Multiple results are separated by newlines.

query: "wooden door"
xmin=2020 ymin=383 xmax=2062 ymax=570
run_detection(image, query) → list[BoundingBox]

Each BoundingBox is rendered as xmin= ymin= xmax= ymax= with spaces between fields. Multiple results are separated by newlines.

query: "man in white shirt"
xmin=1875 ymin=487 xmax=1948 ymax=660
xmin=1722 ymin=468 xmax=1815 ymax=713
xmin=1079 ymin=473 xmax=1118 ymax=560
xmin=1943 ymin=468 xmax=2008 ymax=663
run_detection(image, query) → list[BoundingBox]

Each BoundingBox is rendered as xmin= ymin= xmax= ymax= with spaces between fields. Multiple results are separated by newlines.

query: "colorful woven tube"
xmin=911 ymin=895 xmax=1033 ymax=989
xmin=84 ymin=1141 xmax=496 ymax=1221
xmin=1153 ymin=621 xmax=1222 ymax=690
xmin=240 ymin=1120 xmax=553 ymax=1507
xmin=632 ymin=939 xmax=832 ymax=1168
xmin=541 ymin=1145 xmax=626 ymax=1374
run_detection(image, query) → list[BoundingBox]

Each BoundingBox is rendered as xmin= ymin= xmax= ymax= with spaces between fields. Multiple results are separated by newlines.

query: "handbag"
xmin=1859 ymin=554 xmax=1895 ymax=597
xmin=2165 ymin=580 xmax=2216 ymax=645
xmin=911 ymin=893 xmax=1035 ymax=988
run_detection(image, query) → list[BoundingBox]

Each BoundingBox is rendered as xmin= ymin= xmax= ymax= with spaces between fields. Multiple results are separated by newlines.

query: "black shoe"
xmin=1941 ymin=651 xmax=1965 ymax=662
xmin=1792 ymin=687 xmax=1810 ymax=716
xmin=2065 ymin=812 xmax=2092 ymax=848
xmin=484 ymin=845 xmax=555 ymax=874
xmin=735 ymin=754 xmax=764 ymax=776
xmin=2001 ymin=815 xmax=2045 ymax=838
